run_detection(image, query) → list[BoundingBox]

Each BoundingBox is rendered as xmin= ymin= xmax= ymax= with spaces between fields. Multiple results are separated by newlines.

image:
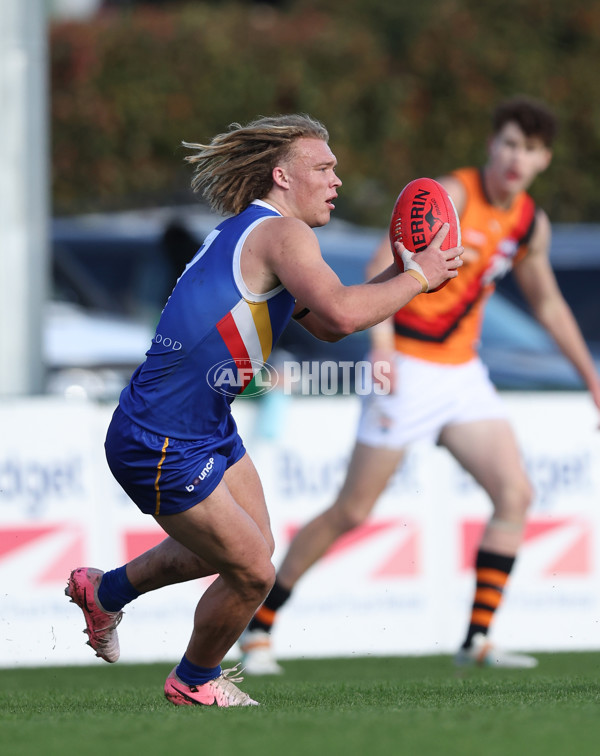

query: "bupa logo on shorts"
xmin=206 ymin=358 xmax=278 ymax=397
xmin=186 ymin=457 xmax=215 ymax=492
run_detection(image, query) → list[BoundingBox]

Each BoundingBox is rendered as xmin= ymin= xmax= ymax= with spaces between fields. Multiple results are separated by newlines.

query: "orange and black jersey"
xmin=393 ymin=167 xmax=537 ymax=364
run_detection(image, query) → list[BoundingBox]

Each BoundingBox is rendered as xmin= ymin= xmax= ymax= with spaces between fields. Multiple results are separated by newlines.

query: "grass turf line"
xmin=1 ymin=653 xmax=600 ymax=756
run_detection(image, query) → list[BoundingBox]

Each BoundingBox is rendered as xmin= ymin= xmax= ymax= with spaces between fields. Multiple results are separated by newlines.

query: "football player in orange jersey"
xmin=239 ymin=96 xmax=600 ymax=672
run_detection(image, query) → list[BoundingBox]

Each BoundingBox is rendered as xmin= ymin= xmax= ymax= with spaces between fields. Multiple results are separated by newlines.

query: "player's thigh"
xmin=222 ymin=452 xmax=273 ymax=549
xmin=335 ymin=442 xmax=405 ymax=519
xmin=439 ymin=418 xmax=528 ymax=497
xmin=154 ymin=476 xmax=272 ymax=580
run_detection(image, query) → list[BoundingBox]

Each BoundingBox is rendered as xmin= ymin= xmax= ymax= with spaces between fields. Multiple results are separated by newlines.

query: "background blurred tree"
xmin=50 ymin=0 xmax=600 ymax=225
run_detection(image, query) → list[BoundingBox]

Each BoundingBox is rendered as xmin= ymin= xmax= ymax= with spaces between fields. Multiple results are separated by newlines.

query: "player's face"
xmin=486 ymin=121 xmax=552 ymax=198
xmin=281 ymin=138 xmax=342 ymax=227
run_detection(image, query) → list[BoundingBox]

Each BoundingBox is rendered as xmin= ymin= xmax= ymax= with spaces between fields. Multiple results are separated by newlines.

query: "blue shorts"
xmin=105 ymin=406 xmax=246 ymax=516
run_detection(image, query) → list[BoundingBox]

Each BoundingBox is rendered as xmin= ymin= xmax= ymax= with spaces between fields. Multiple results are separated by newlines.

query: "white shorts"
xmin=356 ymin=354 xmax=507 ymax=449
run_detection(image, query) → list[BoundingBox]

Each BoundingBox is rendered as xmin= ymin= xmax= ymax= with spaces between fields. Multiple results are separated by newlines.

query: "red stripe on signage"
xmin=371 ymin=530 xmax=420 ymax=578
xmin=461 ymin=517 xmax=591 ymax=576
xmin=124 ymin=530 xmax=165 ymax=562
xmin=285 ymin=520 xmax=395 ymax=559
xmin=216 ymin=311 xmax=254 ymax=392
xmin=0 ymin=526 xmax=57 ymax=558
xmin=39 ymin=530 xmax=85 ymax=585
xmin=544 ymin=530 xmax=590 ymax=575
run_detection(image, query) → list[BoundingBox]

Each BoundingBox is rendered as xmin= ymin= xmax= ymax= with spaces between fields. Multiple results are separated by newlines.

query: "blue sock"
xmin=176 ymin=655 xmax=221 ymax=686
xmin=97 ymin=566 xmax=141 ymax=612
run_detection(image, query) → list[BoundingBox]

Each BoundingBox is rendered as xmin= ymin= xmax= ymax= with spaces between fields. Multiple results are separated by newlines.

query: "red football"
xmin=389 ymin=177 xmax=461 ymax=292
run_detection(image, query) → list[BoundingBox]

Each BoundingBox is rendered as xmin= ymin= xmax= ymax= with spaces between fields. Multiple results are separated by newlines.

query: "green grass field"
xmin=2 ymin=653 xmax=600 ymax=756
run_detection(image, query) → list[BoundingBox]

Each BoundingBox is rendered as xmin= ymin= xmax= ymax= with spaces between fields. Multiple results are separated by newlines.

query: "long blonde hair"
xmin=183 ymin=114 xmax=329 ymax=215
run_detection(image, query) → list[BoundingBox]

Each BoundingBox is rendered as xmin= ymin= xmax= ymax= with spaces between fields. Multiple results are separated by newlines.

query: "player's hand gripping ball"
xmin=389 ymin=177 xmax=461 ymax=292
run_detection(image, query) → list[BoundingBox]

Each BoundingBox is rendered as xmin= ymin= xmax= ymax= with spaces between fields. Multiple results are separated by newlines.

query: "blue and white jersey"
xmin=118 ymin=200 xmax=296 ymax=441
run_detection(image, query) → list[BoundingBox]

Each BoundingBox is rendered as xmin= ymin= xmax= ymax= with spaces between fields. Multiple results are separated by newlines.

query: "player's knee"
xmin=494 ymin=476 xmax=534 ymax=522
xmin=253 ymin=562 xmax=276 ymax=603
xmin=328 ymin=502 xmax=369 ymax=534
xmin=238 ymin=559 xmax=276 ymax=602
xmin=264 ymin=531 xmax=276 ymax=558
xmin=514 ymin=476 xmax=534 ymax=516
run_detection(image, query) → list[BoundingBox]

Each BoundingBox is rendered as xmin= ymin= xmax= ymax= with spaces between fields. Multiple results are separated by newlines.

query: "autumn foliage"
xmin=50 ymin=1 xmax=600 ymax=225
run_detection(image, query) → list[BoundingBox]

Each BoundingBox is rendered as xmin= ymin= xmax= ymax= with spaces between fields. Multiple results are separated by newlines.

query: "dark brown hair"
xmin=492 ymin=96 xmax=558 ymax=148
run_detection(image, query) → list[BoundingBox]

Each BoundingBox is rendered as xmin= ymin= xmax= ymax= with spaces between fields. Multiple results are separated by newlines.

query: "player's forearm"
xmin=300 ymin=272 xmax=421 ymax=340
xmin=369 ymin=318 xmax=395 ymax=350
xmin=326 ymin=272 xmax=422 ymax=336
xmin=539 ymin=301 xmax=600 ymax=388
xmin=366 ymin=262 xmax=399 ymax=284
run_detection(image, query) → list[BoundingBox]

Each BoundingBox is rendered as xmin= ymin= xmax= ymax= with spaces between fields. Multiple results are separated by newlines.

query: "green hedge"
xmin=50 ymin=0 xmax=600 ymax=224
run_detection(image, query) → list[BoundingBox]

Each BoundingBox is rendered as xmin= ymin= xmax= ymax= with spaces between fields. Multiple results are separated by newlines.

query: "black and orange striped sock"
xmin=247 ymin=580 xmax=292 ymax=634
xmin=462 ymin=549 xmax=515 ymax=649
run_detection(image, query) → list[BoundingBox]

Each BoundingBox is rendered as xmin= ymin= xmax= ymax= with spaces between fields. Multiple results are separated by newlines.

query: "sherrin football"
xmin=389 ymin=177 xmax=461 ymax=292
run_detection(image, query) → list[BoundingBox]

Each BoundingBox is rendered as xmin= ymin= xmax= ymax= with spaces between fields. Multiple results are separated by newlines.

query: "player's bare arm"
xmin=251 ymin=216 xmax=422 ymax=339
xmin=514 ymin=209 xmax=600 ymax=411
xmin=436 ymin=174 xmax=468 ymax=216
xmin=366 ymin=235 xmax=395 ymax=281
xmin=246 ymin=216 xmax=461 ymax=341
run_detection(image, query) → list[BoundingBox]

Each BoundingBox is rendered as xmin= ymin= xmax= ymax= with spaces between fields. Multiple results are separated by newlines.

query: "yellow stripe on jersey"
xmin=230 ymin=299 xmax=271 ymax=366
xmin=246 ymin=300 xmax=273 ymax=362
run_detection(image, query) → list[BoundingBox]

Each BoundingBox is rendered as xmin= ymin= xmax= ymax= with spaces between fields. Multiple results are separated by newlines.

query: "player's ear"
xmin=272 ymin=165 xmax=289 ymax=189
xmin=538 ymin=148 xmax=552 ymax=173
